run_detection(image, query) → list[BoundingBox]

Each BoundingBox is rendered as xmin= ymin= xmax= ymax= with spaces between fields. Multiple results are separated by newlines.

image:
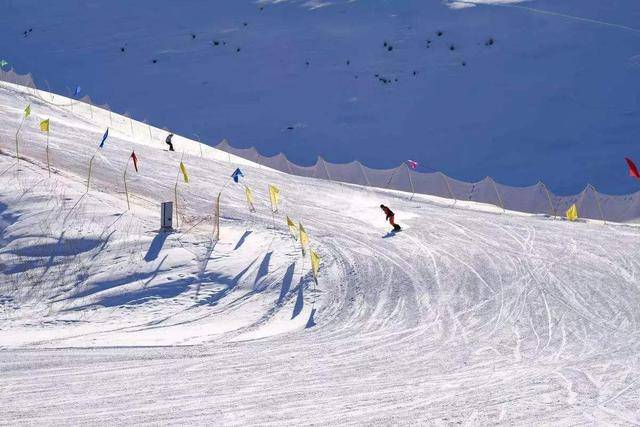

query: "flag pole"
xmin=15 ymin=115 xmax=26 ymax=163
xmin=45 ymin=130 xmax=51 ymax=177
xmin=271 ymin=209 xmax=276 ymax=234
xmin=123 ymin=161 xmax=130 ymax=210
xmin=213 ymin=192 xmax=221 ymax=240
xmin=174 ymin=151 xmax=185 ymax=229
xmin=245 ymin=187 xmax=256 ymax=213
xmin=86 ymin=150 xmax=97 ymax=193
xmin=174 ymin=182 xmax=179 ymax=228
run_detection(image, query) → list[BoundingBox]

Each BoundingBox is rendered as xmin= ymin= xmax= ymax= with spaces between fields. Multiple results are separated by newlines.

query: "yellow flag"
xmin=310 ymin=250 xmax=320 ymax=281
xmin=179 ymin=161 xmax=189 ymax=183
xmin=566 ymin=204 xmax=578 ymax=222
xmin=245 ymin=186 xmax=255 ymax=211
xmin=299 ymin=222 xmax=309 ymax=255
xmin=287 ymin=216 xmax=298 ymax=239
xmin=269 ymin=184 xmax=279 ymax=212
xmin=24 ymin=104 xmax=31 ymax=118
xmin=40 ymin=119 xmax=49 ymax=132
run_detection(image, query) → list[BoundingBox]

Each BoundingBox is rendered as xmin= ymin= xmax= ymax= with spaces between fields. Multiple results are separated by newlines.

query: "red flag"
xmin=406 ymin=159 xmax=418 ymax=170
xmin=130 ymin=151 xmax=139 ymax=172
xmin=625 ymin=157 xmax=640 ymax=179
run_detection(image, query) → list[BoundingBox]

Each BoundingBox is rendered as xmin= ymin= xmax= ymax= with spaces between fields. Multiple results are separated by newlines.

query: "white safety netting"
xmin=214 ymin=139 xmax=640 ymax=223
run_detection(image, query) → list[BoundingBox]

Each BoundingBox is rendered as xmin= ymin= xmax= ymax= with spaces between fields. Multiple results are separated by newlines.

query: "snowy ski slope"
xmin=1 ymin=84 xmax=640 ymax=424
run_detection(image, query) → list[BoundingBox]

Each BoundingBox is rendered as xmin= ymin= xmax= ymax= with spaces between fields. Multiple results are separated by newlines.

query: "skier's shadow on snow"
xmin=382 ymin=231 xmax=398 ymax=239
xmin=144 ymin=231 xmax=169 ymax=262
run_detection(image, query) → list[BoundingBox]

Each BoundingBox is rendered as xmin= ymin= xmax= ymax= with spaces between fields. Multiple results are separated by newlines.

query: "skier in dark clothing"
xmin=166 ymin=133 xmax=175 ymax=151
xmin=380 ymin=204 xmax=401 ymax=231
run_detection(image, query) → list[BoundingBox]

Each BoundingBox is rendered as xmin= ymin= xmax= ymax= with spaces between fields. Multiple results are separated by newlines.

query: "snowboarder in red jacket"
xmin=380 ymin=204 xmax=401 ymax=231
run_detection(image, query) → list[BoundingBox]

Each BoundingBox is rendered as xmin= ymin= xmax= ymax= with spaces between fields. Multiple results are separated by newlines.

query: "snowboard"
xmin=383 ymin=228 xmax=402 ymax=238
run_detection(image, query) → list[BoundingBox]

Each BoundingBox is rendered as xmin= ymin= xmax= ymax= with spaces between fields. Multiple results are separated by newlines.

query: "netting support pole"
xmin=323 ymin=159 xmax=332 ymax=182
xmin=129 ymin=118 xmax=134 ymax=137
xmin=490 ymin=178 xmax=505 ymax=213
xmin=148 ymin=124 xmax=153 ymax=141
xmin=407 ymin=165 xmax=416 ymax=201
xmin=590 ymin=184 xmax=606 ymax=225
xmin=45 ymin=80 xmax=54 ymax=101
xmin=359 ymin=162 xmax=371 ymax=187
xmin=564 ymin=186 xmax=589 ymax=221
xmin=89 ymin=104 xmax=94 ymax=120
xmin=109 ymin=111 xmax=114 ymax=126
xmin=195 ymin=134 xmax=203 ymax=158
xmin=383 ymin=166 xmax=402 ymax=191
xmin=540 ymin=181 xmax=556 ymax=218
xmin=439 ymin=172 xmax=456 ymax=207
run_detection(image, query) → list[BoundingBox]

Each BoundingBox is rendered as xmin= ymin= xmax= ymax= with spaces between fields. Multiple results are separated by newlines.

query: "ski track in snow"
xmin=1 ymin=84 xmax=640 ymax=424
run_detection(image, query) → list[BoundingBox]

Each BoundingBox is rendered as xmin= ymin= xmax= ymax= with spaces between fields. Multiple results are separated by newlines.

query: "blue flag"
xmin=231 ymin=168 xmax=244 ymax=183
xmin=99 ymin=128 xmax=109 ymax=148
xmin=73 ymin=85 xmax=81 ymax=97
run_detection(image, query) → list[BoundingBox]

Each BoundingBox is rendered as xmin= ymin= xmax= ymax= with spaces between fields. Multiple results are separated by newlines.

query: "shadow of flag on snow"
xmin=291 ymin=279 xmax=304 ymax=319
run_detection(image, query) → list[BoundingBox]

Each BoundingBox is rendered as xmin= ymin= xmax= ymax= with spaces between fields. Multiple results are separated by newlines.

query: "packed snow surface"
xmin=1 ymin=84 xmax=640 ymax=424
